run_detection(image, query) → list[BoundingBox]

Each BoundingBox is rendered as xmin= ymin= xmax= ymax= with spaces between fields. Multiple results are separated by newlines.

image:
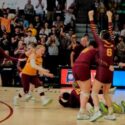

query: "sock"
xmin=108 ymin=106 xmax=113 ymax=115
xmin=94 ymin=106 xmax=99 ymax=112
xmin=79 ymin=108 xmax=86 ymax=113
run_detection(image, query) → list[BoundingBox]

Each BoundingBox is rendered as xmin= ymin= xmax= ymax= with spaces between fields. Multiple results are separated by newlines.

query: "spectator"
xmin=33 ymin=15 xmax=41 ymax=31
xmin=28 ymin=23 xmax=37 ymax=37
xmin=46 ymin=0 xmax=56 ymax=24
xmin=46 ymin=34 xmax=59 ymax=56
xmin=116 ymin=36 xmax=125 ymax=62
xmin=53 ymin=15 xmax=64 ymax=31
xmin=0 ymin=13 xmax=11 ymax=33
xmin=24 ymin=0 xmax=35 ymax=23
xmin=14 ymin=40 xmax=26 ymax=58
xmin=120 ymin=24 xmax=125 ymax=37
xmin=0 ymin=50 xmax=15 ymax=87
xmin=35 ymin=0 xmax=45 ymax=20
xmin=59 ymin=28 xmax=71 ymax=65
xmin=44 ymin=22 xmax=51 ymax=36
xmin=24 ymin=30 xmax=37 ymax=46
xmin=57 ymin=0 xmax=66 ymax=10
xmin=0 ymin=32 xmax=10 ymax=51
xmin=64 ymin=9 xmax=76 ymax=31
xmin=46 ymin=33 xmax=60 ymax=74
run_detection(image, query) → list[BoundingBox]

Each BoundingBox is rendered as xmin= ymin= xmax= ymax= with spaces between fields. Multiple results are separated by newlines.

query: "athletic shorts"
xmin=95 ymin=66 xmax=113 ymax=84
xmin=21 ymin=74 xmax=42 ymax=93
xmin=72 ymin=63 xmax=90 ymax=81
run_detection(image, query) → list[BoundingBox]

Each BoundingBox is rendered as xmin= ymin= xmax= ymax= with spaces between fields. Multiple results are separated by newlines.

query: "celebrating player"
xmin=13 ymin=44 xmax=54 ymax=106
xmin=88 ymin=10 xmax=116 ymax=121
xmin=72 ymin=41 xmax=97 ymax=120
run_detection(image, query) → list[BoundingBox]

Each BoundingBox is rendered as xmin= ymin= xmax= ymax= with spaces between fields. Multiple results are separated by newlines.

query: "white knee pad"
xmin=80 ymin=91 xmax=90 ymax=98
xmin=91 ymin=91 xmax=98 ymax=98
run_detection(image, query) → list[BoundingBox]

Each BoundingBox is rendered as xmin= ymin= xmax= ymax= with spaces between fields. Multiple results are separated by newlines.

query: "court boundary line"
xmin=0 ymin=101 xmax=13 ymax=123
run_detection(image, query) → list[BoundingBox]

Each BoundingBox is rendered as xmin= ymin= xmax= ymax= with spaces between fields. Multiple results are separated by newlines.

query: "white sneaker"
xmin=89 ymin=110 xmax=102 ymax=122
xmin=13 ymin=96 xmax=19 ymax=106
xmin=24 ymin=93 xmax=32 ymax=101
xmin=31 ymin=97 xmax=35 ymax=102
xmin=77 ymin=112 xmax=90 ymax=120
xmin=86 ymin=103 xmax=94 ymax=115
xmin=104 ymin=114 xmax=116 ymax=120
xmin=41 ymin=97 xmax=52 ymax=106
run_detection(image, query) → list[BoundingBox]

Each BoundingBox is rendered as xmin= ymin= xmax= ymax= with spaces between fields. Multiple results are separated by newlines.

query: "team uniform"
xmin=59 ymin=88 xmax=94 ymax=108
xmin=72 ymin=47 xmax=97 ymax=81
xmin=90 ymin=21 xmax=114 ymax=83
xmin=21 ymin=55 xmax=42 ymax=93
xmin=72 ymin=44 xmax=85 ymax=62
xmin=13 ymin=51 xmax=53 ymax=106
xmin=59 ymin=87 xmax=121 ymax=113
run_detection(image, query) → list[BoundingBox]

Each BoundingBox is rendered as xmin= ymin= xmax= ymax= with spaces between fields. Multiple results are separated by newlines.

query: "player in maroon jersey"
xmin=72 ymin=41 xmax=97 ymax=120
xmin=59 ymin=87 xmax=116 ymax=110
xmin=88 ymin=10 xmax=116 ymax=121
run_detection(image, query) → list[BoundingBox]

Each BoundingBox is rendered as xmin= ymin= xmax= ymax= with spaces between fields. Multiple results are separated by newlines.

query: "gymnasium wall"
xmin=0 ymin=0 xmax=46 ymax=10
xmin=0 ymin=0 xmax=74 ymax=10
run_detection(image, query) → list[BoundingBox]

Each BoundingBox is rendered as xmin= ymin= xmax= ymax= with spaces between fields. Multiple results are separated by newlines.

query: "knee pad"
xmin=91 ymin=91 xmax=98 ymax=98
xmin=80 ymin=91 xmax=90 ymax=98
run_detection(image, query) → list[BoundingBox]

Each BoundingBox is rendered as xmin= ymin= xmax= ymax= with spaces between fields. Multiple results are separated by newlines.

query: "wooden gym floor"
xmin=0 ymin=86 xmax=125 ymax=125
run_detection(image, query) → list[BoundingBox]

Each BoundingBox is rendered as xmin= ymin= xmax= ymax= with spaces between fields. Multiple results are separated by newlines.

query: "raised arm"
xmin=88 ymin=10 xmax=101 ymax=45
xmin=106 ymin=11 xmax=114 ymax=41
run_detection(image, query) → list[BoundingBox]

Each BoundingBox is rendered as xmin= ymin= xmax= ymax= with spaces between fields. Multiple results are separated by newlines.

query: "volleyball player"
xmin=88 ymin=10 xmax=116 ymax=121
xmin=72 ymin=41 xmax=97 ymax=120
xmin=13 ymin=44 xmax=54 ymax=106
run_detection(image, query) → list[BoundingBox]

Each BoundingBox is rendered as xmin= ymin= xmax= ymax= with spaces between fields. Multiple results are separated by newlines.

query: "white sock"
xmin=79 ymin=108 xmax=86 ymax=113
xmin=94 ymin=106 xmax=99 ymax=112
xmin=108 ymin=107 xmax=113 ymax=115
xmin=41 ymin=95 xmax=46 ymax=100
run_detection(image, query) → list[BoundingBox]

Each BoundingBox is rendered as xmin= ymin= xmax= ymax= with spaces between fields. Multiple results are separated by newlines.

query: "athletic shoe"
xmin=109 ymin=87 xmax=117 ymax=94
xmin=112 ymin=102 xmax=123 ymax=113
xmin=24 ymin=93 xmax=32 ymax=101
xmin=86 ymin=103 xmax=94 ymax=115
xmin=31 ymin=97 xmax=35 ymax=102
xmin=89 ymin=110 xmax=102 ymax=122
xmin=99 ymin=102 xmax=108 ymax=115
xmin=41 ymin=97 xmax=52 ymax=106
xmin=77 ymin=112 xmax=90 ymax=120
xmin=121 ymin=100 xmax=125 ymax=113
xmin=104 ymin=114 xmax=116 ymax=120
xmin=13 ymin=96 xmax=19 ymax=106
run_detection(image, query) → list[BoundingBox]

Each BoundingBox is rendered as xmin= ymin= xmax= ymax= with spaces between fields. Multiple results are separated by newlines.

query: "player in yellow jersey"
xmin=13 ymin=43 xmax=54 ymax=106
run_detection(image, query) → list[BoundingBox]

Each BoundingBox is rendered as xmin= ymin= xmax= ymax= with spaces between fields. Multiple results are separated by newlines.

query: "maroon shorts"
xmin=21 ymin=74 xmax=42 ymax=93
xmin=95 ymin=66 xmax=113 ymax=84
xmin=72 ymin=63 xmax=90 ymax=81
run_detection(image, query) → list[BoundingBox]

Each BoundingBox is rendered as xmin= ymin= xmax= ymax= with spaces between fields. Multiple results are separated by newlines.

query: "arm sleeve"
xmin=0 ymin=47 xmax=18 ymax=62
xmin=108 ymin=22 xmax=114 ymax=42
xmin=89 ymin=21 xmax=101 ymax=45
